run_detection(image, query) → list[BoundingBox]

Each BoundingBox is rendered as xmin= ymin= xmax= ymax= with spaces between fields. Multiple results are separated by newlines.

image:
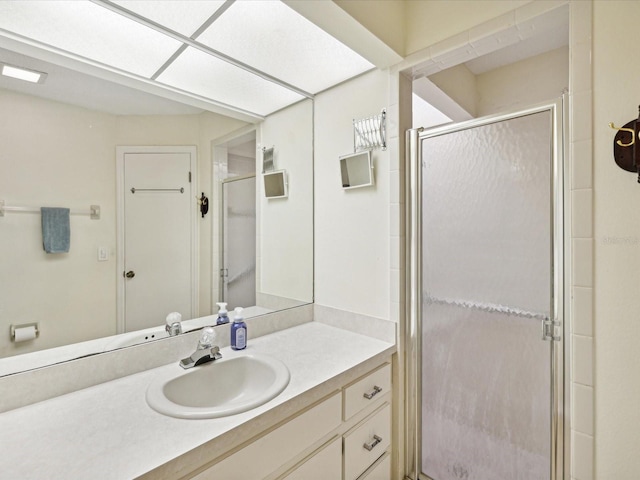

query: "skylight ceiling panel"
xmin=156 ymin=47 xmax=304 ymax=117
xmin=111 ymin=0 xmax=227 ymax=37
xmin=0 ymin=1 xmax=182 ymax=78
xmin=196 ymin=0 xmax=374 ymax=94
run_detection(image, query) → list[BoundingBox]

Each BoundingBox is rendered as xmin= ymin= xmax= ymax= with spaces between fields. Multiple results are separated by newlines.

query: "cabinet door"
xmin=192 ymin=393 xmax=341 ymax=480
xmin=281 ymin=437 xmax=342 ymax=480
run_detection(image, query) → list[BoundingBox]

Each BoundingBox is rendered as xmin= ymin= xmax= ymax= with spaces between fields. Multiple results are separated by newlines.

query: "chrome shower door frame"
xmin=404 ymin=98 xmax=568 ymax=480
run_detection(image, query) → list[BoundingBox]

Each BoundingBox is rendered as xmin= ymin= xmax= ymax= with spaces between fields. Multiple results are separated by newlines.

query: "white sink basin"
xmin=146 ymin=353 xmax=290 ymax=419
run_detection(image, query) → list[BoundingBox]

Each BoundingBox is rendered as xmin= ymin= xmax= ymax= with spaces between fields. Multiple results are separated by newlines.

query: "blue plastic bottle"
xmin=215 ymin=302 xmax=229 ymax=325
xmin=231 ymin=307 xmax=247 ymax=350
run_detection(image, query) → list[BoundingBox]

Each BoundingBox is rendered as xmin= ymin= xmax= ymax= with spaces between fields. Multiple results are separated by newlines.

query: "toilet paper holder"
xmin=10 ymin=323 xmax=39 ymax=342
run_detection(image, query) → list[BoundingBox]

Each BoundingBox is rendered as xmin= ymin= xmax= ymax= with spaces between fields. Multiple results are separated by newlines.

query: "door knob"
xmin=124 ymin=270 xmax=135 ymax=279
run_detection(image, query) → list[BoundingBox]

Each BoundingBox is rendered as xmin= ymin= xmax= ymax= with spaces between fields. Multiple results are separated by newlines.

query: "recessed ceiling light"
xmin=1 ymin=63 xmax=47 ymax=84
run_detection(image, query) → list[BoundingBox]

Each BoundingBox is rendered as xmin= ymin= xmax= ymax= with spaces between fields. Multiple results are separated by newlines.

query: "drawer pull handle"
xmin=363 ymin=434 xmax=382 ymax=451
xmin=363 ymin=386 xmax=382 ymax=400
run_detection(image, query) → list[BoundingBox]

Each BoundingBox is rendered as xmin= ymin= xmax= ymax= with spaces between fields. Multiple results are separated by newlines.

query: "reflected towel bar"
xmin=130 ymin=187 xmax=184 ymax=194
xmin=0 ymin=201 xmax=100 ymax=220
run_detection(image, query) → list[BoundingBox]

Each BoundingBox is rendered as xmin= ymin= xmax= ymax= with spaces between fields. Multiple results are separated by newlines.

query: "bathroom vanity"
xmin=0 ymin=322 xmax=395 ymax=479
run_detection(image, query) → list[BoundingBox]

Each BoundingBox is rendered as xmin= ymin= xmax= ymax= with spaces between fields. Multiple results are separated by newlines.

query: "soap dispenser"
xmin=230 ymin=307 xmax=247 ymax=350
xmin=215 ymin=302 xmax=229 ymax=325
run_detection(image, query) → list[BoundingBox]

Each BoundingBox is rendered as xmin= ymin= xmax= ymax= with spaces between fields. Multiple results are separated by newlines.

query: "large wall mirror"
xmin=0 ymin=50 xmax=314 ymax=376
xmin=0 ymin=0 xmax=375 ymax=377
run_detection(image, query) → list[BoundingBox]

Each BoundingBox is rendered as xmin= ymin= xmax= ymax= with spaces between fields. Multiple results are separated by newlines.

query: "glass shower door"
xmin=417 ymin=109 xmax=561 ymax=480
xmin=221 ymin=175 xmax=256 ymax=310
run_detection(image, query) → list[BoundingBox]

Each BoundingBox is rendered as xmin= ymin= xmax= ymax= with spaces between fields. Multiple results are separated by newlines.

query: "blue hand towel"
xmin=41 ymin=207 xmax=70 ymax=254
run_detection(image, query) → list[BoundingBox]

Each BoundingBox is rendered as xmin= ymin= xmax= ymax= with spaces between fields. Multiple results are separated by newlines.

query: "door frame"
xmin=115 ymin=146 xmax=198 ymax=334
xmin=404 ymin=98 xmax=568 ymax=480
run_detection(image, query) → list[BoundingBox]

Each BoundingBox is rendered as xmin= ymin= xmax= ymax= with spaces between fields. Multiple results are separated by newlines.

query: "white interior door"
xmin=120 ymin=149 xmax=195 ymax=332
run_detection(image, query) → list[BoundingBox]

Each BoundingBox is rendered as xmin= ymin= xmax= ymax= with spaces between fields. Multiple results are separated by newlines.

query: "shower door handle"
xmin=542 ymin=319 xmax=561 ymax=341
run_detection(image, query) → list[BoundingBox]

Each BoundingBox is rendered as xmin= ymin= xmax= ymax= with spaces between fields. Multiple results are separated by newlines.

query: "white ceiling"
xmin=0 ymin=0 xmax=374 ymax=119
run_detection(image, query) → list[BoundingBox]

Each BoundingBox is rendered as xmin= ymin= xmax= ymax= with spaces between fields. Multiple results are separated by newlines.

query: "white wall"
xmin=314 ymin=69 xmax=390 ymax=318
xmin=258 ymin=99 xmax=314 ymax=307
xmin=593 ymin=2 xmax=640 ymax=476
xmin=0 ymin=91 xmax=247 ymax=357
xmin=476 ymin=46 xmax=569 ymax=116
xmin=0 ymin=90 xmax=117 ymax=357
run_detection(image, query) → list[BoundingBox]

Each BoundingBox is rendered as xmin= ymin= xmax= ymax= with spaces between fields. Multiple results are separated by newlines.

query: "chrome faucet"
xmin=165 ymin=312 xmax=183 ymax=337
xmin=179 ymin=326 xmax=222 ymax=369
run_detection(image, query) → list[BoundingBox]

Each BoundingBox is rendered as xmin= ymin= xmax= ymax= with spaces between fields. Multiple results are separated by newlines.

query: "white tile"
xmin=572 ymin=335 xmax=593 ymax=386
xmin=390 ymin=268 xmax=400 ymax=304
xmin=469 ymin=11 xmax=516 ymax=45
xmin=390 ymin=170 xmax=400 ymax=205
xmin=572 ymin=287 xmax=593 ymax=337
xmin=516 ymin=0 xmax=567 ymax=26
xmin=386 ymin=103 xmax=399 ymax=141
xmin=390 ymin=203 xmax=403 ymax=236
xmin=390 ymin=235 xmax=400 ymax=270
xmin=570 ymin=91 xmax=593 ymax=143
xmin=571 ymin=189 xmax=593 ymax=238
xmin=429 ymin=31 xmax=470 ymax=61
xmin=572 ymin=238 xmax=593 ymax=287
xmin=388 ymin=136 xmax=401 ymax=172
xmin=570 ymin=0 xmax=592 ymax=47
xmin=572 ymin=431 xmax=594 ymax=480
xmin=570 ymin=40 xmax=592 ymax=94
xmin=571 ymin=139 xmax=593 ymax=190
xmin=390 ymin=301 xmax=401 ymax=323
xmin=572 ymin=383 xmax=594 ymax=436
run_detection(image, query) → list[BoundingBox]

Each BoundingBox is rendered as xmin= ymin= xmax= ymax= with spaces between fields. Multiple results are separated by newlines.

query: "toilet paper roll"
xmin=13 ymin=325 xmax=37 ymax=343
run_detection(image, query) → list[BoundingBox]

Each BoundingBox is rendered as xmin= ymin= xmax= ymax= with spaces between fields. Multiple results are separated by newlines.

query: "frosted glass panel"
xmin=222 ymin=177 xmax=256 ymax=311
xmin=420 ymin=111 xmax=552 ymax=480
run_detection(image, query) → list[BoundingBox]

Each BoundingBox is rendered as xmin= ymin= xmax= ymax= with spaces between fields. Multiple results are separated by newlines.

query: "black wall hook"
xmin=198 ymin=193 xmax=209 ymax=218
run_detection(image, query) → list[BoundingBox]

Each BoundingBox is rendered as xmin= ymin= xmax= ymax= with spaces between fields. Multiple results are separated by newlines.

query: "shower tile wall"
xmin=569 ymin=2 xmax=594 ymax=480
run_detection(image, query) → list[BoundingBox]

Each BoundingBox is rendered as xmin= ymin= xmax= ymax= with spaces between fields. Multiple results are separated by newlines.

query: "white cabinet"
xmin=191 ymin=393 xmax=341 ymax=480
xmin=359 ymin=452 xmax=391 ymax=480
xmin=344 ymin=403 xmax=391 ymax=480
xmin=344 ymin=363 xmax=391 ymax=420
xmin=186 ymin=361 xmax=392 ymax=480
xmin=281 ymin=437 xmax=342 ymax=480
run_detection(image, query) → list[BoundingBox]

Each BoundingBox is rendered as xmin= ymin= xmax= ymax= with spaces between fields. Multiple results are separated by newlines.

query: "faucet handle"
xmin=199 ymin=326 xmax=217 ymax=349
xmin=166 ymin=312 xmax=182 ymax=326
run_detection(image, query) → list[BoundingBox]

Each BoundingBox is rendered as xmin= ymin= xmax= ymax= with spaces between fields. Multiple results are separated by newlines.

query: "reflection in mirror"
xmin=340 ymin=151 xmax=374 ymax=189
xmin=0 ymin=57 xmax=314 ymax=376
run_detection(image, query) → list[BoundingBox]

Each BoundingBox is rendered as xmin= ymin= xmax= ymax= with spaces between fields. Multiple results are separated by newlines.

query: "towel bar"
xmin=0 ymin=200 xmax=100 ymax=220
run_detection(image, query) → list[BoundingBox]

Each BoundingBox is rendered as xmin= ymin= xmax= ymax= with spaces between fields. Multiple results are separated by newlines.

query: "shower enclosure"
xmin=406 ymin=101 xmax=566 ymax=480
xmin=220 ymin=175 xmax=256 ymax=310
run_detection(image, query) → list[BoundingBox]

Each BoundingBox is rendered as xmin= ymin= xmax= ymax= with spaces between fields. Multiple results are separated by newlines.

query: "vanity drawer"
xmin=344 ymin=403 xmax=391 ymax=480
xmin=358 ymin=451 xmax=391 ymax=480
xmin=192 ymin=392 xmax=342 ymax=480
xmin=280 ymin=436 xmax=342 ymax=480
xmin=344 ymin=363 xmax=391 ymax=420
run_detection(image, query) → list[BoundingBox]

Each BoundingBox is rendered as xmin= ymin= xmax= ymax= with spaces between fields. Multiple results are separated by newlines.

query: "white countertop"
xmin=0 ymin=322 xmax=394 ymax=480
